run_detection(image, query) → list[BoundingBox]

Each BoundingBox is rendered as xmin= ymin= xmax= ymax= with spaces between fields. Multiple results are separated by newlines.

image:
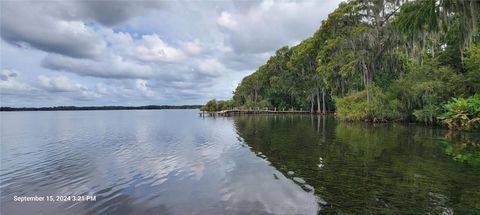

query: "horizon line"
xmin=0 ymin=105 xmax=202 ymax=111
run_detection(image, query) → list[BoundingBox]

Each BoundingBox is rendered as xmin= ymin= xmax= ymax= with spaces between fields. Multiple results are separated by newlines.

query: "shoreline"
xmin=200 ymin=109 xmax=335 ymax=117
xmin=0 ymin=105 xmax=201 ymax=112
xmin=199 ymin=110 xmax=454 ymax=128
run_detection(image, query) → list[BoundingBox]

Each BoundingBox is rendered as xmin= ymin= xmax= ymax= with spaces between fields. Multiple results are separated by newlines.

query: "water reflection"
xmin=2 ymin=111 xmax=479 ymax=214
xmin=441 ymin=131 xmax=480 ymax=166
xmin=233 ymin=115 xmax=480 ymax=214
xmin=1 ymin=110 xmax=318 ymax=215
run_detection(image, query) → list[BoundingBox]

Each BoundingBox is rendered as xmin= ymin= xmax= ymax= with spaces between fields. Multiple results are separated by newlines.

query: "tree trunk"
xmin=316 ymin=89 xmax=321 ymax=114
xmin=366 ymin=81 xmax=371 ymax=104
xmin=317 ymin=115 xmax=320 ymax=131
xmin=362 ymin=59 xmax=371 ymax=104
xmin=322 ymin=89 xmax=326 ymax=114
xmin=310 ymin=94 xmax=314 ymax=113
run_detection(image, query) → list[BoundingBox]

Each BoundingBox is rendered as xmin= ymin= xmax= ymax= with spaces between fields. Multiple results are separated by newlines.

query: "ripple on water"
xmin=1 ymin=110 xmax=320 ymax=215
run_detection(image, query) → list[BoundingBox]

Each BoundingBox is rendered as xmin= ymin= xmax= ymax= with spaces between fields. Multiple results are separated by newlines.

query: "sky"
xmin=0 ymin=0 xmax=342 ymax=107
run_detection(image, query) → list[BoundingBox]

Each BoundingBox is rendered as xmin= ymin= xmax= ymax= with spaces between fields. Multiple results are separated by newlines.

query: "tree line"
xmin=203 ymin=0 xmax=479 ymax=129
xmin=0 ymin=105 xmax=202 ymax=111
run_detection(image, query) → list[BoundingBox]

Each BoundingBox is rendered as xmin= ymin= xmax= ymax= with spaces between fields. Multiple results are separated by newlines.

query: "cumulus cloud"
xmin=38 ymin=75 xmax=86 ymax=92
xmin=218 ymin=0 xmax=340 ymax=54
xmin=0 ymin=70 xmax=103 ymax=105
xmin=92 ymin=79 xmax=161 ymax=101
xmin=0 ymin=69 xmax=17 ymax=81
xmin=133 ymin=34 xmax=186 ymax=63
xmin=36 ymin=75 xmax=102 ymax=100
xmin=197 ymin=58 xmax=227 ymax=77
xmin=217 ymin=12 xmax=239 ymax=31
xmin=0 ymin=0 xmax=164 ymax=59
xmin=41 ymin=54 xmax=155 ymax=79
xmin=180 ymin=39 xmax=203 ymax=56
xmin=0 ymin=69 xmax=34 ymax=93
xmin=0 ymin=1 xmax=106 ymax=59
xmin=76 ymin=1 xmax=164 ymax=26
xmin=0 ymin=0 xmax=342 ymax=106
xmin=135 ymin=79 xmax=155 ymax=97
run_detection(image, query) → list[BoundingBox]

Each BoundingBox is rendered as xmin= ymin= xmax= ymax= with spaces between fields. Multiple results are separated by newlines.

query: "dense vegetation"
xmin=204 ymin=0 xmax=480 ymax=126
xmin=439 ymin=95 xmax=480 ymax=130
xmin=0 ymin=105 xmax=202 ymax=111
xmin=200 ymin=99 xmax=236 ymax=112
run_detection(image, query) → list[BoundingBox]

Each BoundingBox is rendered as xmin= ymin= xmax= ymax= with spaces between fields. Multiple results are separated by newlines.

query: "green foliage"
xmin=438 ymin=95 xmax=480 ymax=130
xmin=391 ymin=0 xmax=438 ymax=38
xmin=390 ymin=59 xmax=465 ymax=123
xmin=258 ymin=99 xmax=272 ymax=109
xmin=465 ymin=45 xmax=480 ymax=72
xmin=413 ymin=105 xmax=441 ymax=125
xmin=375 ymin=52 xmax=410 ymax=90
xmin=201 ymin=99 xmax=217 ymax=111
xmin=201 ymin=99 xmax=235 ymax=112
xmin=336 ymin=85 xmax=401 ymax=122
xmin=464 ymin=45 xmax=480 ymax=94
xmin=218 ymin=100 xmax=235 ymax=110
xmin=210 ymin=0 xmax=479 ymax=126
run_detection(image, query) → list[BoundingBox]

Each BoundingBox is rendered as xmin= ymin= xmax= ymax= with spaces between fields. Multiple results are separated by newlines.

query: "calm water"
xmin=1 ymin=110 xmax=479 ymax=214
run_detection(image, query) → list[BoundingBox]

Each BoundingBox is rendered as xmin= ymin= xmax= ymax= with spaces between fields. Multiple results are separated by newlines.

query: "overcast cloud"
xmin=0 ymin=0 xmax=342 ymax=107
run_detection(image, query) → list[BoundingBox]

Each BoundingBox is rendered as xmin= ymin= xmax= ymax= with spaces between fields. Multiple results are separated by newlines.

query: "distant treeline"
xmin=0 ymin=105 xmax=202 ymax=111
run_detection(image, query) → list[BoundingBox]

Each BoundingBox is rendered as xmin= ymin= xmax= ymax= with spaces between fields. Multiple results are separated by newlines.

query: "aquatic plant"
xmin=439 ymin=95 xmax=480 ymax=130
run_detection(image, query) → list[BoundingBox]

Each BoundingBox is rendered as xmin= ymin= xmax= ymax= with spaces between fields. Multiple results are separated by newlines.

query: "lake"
xmin=1 ymin=110 xmax=479 ymax=214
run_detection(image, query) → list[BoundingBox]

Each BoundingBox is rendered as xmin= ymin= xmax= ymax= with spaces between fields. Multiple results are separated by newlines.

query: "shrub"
xmin=258 ymin=99 xmax=272 ymax=109
xmin=389 ymin=59 xmax=465 ymax=123
xmin=413 ymin=105 xmax=441 ymax=125
xmin=201 ymin=99 xmax=235 ymax=111
xmin=336 ymin=85 xmax=401 ymax=122
xmin=438 ymin=94 xmax=480 ymax=130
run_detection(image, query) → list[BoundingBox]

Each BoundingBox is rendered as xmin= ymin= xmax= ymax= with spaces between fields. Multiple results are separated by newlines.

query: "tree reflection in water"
xmin=234 ymin=115 xmax=480 ymax=214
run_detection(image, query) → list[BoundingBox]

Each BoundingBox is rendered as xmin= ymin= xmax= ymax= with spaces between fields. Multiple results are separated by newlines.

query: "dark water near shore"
xmin=1 ymin=110 xmax=479 ymax=214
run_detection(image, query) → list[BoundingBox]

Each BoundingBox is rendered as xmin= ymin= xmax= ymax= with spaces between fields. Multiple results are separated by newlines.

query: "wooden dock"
xmin=199 ymin=108 xmax=332 ymax=117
